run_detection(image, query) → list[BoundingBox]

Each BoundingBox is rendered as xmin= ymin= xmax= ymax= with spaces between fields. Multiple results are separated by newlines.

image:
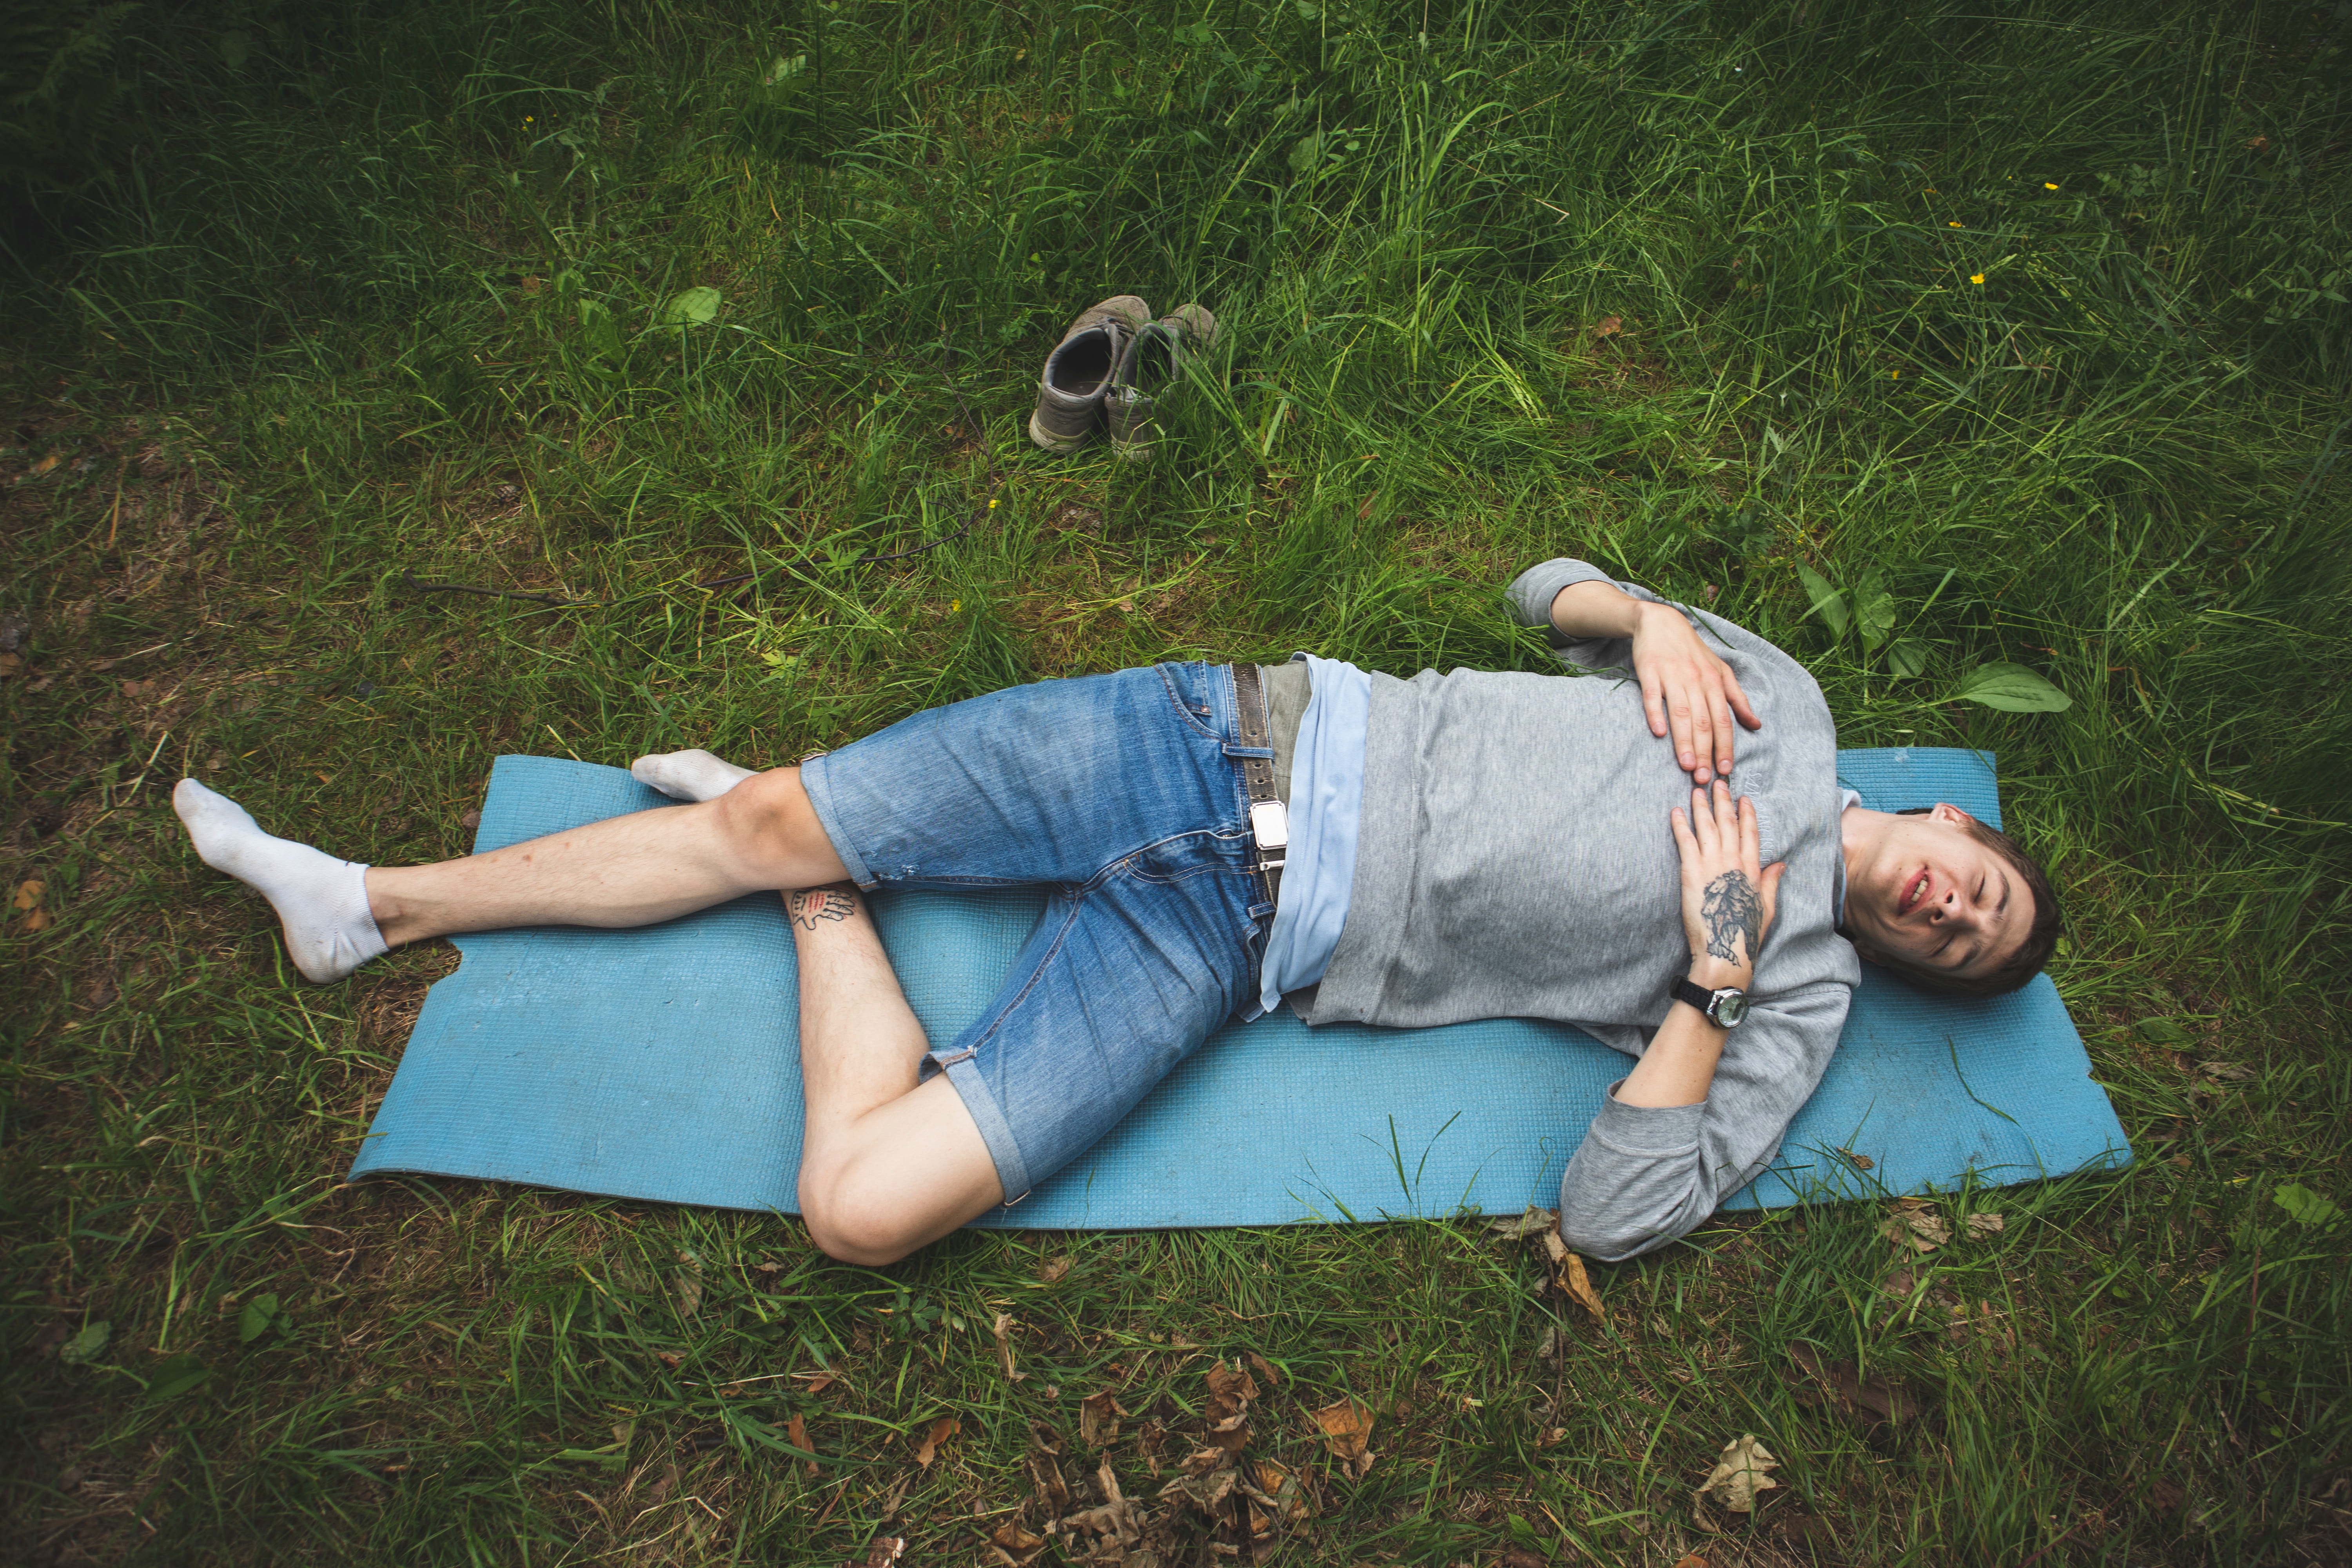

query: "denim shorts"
xmin=799 ymin=662 xmax=1275 ymax=1204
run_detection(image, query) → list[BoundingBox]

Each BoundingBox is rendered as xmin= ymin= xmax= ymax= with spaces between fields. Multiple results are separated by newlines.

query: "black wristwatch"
xmin=1671 ymin=975 xmax=1750 ymax=1029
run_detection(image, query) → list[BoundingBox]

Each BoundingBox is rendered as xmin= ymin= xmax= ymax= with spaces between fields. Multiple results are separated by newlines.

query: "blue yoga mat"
xmin=348 ymin=749 xmax=2129 ymax=1227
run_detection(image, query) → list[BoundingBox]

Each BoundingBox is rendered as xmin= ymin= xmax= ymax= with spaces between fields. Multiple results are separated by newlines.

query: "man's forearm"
xmin=1615 ymin=956 xmax=1748 ymax=1107
xmin=1548 ymin=579 xmax=1648 ymax=640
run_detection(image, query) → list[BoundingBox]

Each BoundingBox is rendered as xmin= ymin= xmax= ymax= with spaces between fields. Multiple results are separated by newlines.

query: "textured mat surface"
xmin=349 ymin=749 xmax=2129 ymax=1226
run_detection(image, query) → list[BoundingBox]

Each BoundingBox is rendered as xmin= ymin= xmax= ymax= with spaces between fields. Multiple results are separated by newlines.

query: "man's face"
xmin=1844 ymin=804 xmax=2030 ymax=982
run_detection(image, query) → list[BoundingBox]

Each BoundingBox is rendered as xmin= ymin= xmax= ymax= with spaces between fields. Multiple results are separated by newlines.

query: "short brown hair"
xmin=1860 ymin=817 xmax=2062 ymax=998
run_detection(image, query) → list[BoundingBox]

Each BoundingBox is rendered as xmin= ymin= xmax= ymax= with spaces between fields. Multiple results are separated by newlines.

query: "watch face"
xmin=1714 ymin=991 xmax=1750 ymax=1027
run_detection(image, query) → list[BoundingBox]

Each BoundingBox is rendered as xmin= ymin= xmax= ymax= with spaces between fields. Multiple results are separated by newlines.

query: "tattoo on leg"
xmin=788 ymin=886 xmax=859 ymax=931
xmin=1701 ymin=871 xmax=1762 ymax=963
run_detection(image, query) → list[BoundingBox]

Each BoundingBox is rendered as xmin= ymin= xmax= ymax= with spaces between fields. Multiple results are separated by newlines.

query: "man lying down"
xmin=172 ymin=558 xmax=2061 ymax=1265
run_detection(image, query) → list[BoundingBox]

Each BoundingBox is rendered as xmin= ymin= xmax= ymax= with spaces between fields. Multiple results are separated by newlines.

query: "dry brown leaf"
xmin=1880 ymin=1208 xmax=1951 ymax=1252
xmin=21 ymin=908 xmax=49 ymax=932
xmin=1785 ymin=1343 xmax=1924 ymax=1432
xmin=1252 ymin=1460 xmax=1312 ymax=1521
xmin=993 ymin=1312 xmax=1027 ymax=1382
xmin=1965 ymin=1212 xmax=2005 ymax=1239
xmin=1486 ymin=1205 xmax=1559 ymax=1239
xmin=1206 ymin=1412 xmax=1252 ymax=1454
xmin=1039 ymin=1255 xmax=1072 ymax=1284
xmin=1356 ymin=492 xmax=1379 ymax=521
xmin=1311 ymin=1398 xmax=1377 ymax=1478
xmin=989 ymin=1522 xmax=1048 ymax=1566
xmin=1027 ymin=1449 xmax=1069 ymax=1514
xmin=2199 ymin=1060 xmax=2254 ymax=1082
xmin=1501 ymin=1551 xmax=1547 ymax=1568
xmin=913 ymin=1415 xmax=957 ymax=1468
xmin=0 ymin=653 xmax=18 ymax=678
xmin=1594 ymin=315 xmax=1624 ymax=338
xmin=1671 ymin=1554 xmax=1711 ymax=1568
xmin=1247 ymin=1351 xmax=1280 ymax=1387
xmin=12 ymin=880 xmax=42 ymax=911
xmin=1204 ymin=1360 xmax=1258 ymax=1417
xmin=851 ymin=1537 xmax=905 ymax=1568
xmin=653 ymin=1349 xmax=682 ymax=1368
xmin=1697 ymin=1433 xmax=1779 ymax=1513
xmin=1558 ymin=1252 xmax=1606 ymax=1323
xmin=1837 ymin=1146 xmax=1875 ymax=1171
xmin=1078 ymin=1389 xmax=1127 ymax=1448
xmin=786 ymin=1412 xmax=817 ymax=1477
xmin=2151 ymin=1477 xmax=2186 ymax=1517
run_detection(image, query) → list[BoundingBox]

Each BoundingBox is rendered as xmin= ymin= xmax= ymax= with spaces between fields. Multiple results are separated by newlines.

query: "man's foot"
xmin=172 ymin=779 xmax=388 ymax=983
xmin=631 ymin=749 xmax=755 ymax=802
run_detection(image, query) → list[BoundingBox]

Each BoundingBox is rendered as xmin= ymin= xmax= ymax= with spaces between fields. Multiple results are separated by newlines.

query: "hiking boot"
xmin=1105 ymin=303 xmax=1218 ymax=460
xmin=1028 ymin=295 xmax=1152 ymax=452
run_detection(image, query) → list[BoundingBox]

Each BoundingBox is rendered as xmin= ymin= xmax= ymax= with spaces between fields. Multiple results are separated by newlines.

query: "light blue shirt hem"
xmin=1258 ymin=655 xmax=1372 ymax=1014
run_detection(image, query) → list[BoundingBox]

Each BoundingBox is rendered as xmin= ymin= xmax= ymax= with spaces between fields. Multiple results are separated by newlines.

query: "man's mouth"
xmin=1898 ymin=868 xmax=1931 ymax=918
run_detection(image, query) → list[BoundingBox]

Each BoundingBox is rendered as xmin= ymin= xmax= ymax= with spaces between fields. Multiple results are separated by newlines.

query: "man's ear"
xmin=1929 ymin=802 xmax=1974 ymax=828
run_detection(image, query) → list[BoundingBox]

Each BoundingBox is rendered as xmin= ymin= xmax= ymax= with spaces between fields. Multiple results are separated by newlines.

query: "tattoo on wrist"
xmin=1700 ymin=871 xmax=1762 ymax=964
xmin=788 ymin=886 xmax=858 ymax=931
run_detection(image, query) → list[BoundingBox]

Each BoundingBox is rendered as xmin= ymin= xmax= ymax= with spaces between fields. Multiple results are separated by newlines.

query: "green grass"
xmin=4 ymin=0 xmax=2350 ymax=1561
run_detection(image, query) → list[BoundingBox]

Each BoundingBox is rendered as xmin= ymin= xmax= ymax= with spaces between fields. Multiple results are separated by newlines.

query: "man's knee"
xmin=800 ymin=1171 xmax=922 ymax=1267
xmin=711 ymin=767 xmax=833 ymax=870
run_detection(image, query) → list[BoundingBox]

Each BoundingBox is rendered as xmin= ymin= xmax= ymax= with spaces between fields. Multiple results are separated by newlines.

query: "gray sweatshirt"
xmin=1307 ymin=559 xmax=1859 ymax=1260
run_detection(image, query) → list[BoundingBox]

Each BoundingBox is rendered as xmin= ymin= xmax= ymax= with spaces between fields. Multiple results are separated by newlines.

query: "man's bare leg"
xmin=177 ymin=762 xmax=848 ymax=977
xmin=784 ymin=883 xmax=1003 ymax=1264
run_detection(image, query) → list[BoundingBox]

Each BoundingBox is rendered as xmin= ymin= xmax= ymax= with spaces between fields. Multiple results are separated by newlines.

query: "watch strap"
xmin=1671 ymin=975 xmax=1741 ymax=1024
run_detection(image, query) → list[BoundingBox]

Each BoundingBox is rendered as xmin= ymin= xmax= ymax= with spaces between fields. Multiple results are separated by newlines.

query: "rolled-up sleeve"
xmin=1557 ymin=981 xmax=1851 ymax=1261
xmin=1505 ymin=558 xmax=1670 ymax=672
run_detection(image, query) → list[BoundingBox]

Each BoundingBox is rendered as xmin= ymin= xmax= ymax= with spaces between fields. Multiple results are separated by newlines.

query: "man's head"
xmin=1839 ymin=803 xmax=2061 ymax=998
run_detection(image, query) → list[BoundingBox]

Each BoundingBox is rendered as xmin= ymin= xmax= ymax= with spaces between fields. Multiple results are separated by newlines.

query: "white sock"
xmin=172 ymin=779 xmax=388 ymax=983
xmin=631 ymin=749 xmax=755 ymax=802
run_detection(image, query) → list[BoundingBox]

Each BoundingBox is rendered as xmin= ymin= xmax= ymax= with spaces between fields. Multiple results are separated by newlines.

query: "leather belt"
xmin=1230 ymin=662 xmax=1287 ymax=906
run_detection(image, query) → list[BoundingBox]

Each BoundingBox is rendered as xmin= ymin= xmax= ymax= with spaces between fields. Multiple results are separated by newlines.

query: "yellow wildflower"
xmin=2043 ymin=181 xmax=2059 ymax=190
xmin=1948 ymin=220 xmax=1962 ymax=228
xmin=949 ymin=599 xmax=961 ymax=612
xmin=1970 ymin=273 xmax=1985 ymax=284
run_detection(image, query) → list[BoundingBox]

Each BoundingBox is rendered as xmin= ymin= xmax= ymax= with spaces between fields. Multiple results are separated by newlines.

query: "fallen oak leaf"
xmin=1486 ymin=1206 xmax=1559 ymax=1239
xmin=912 ymin=1415 xmax=958 ymax=1468
xmin=1038 ymin=1255 xmax=1072 ymax=1284
xmin=1784 ymin=1344 xmax=1924 ymax=1432
xmin=1965 ymin=1212 xmax=2005 ymax=1240
xmin=1697 ymin=1433 xmax=1779 ymax=1513
xmin=1078 ymin=1389 xmax=1127 ymax=1448
xmin=1880 ymin=1208 xmax=1951 ymax=1252
xmin=988 ymin=1522 xmax=1049 ymax=1566
xmin=1310 ymin=1397 xmax=1376 ymax=1479
xmin=1252 ymin=1459 xmax=1313 ymax=1521
xmin=1203 ymin=1359 xmax=1258 ymax=1419
xmin=786 ymin=1412 xmax=817 ymax=1477
xmin=992 ymin=1312 xmax=1027 ymax=1382
xmin=1557 ymin=1251 xmax=1606 ymax=1324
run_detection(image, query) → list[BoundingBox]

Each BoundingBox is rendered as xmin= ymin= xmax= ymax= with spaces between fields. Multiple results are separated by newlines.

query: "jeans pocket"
xmin=1155 ymin=661 xmax=1229 ymax=742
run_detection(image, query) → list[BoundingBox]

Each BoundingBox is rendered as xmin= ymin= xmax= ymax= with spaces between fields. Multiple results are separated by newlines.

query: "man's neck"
xmin=1839 ymin=802 xmax=1892 ymax=887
